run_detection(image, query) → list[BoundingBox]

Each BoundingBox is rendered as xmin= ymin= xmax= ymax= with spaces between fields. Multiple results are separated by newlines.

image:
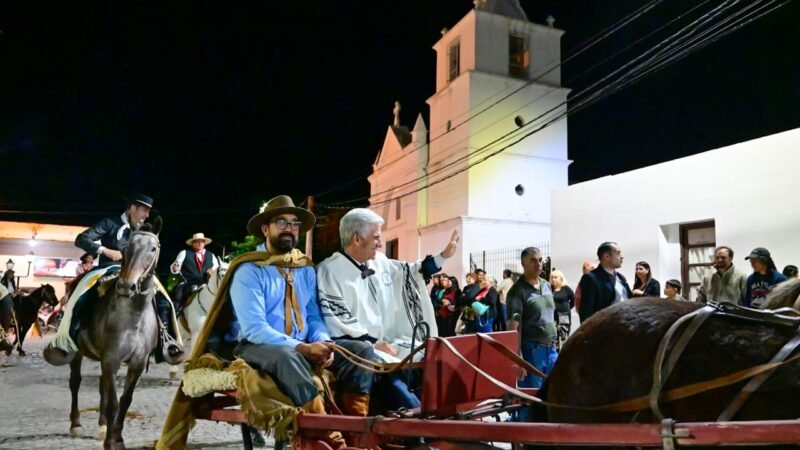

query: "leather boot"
xmin=300 ymin=395 xmax=347 ymax=450
xmin=154 ymin=301 xmax=184 ymax=365
xmin=339 ymin=393 xmax=373 ymax=449
xmin=340 ymin=393 xmax=370 ymax=416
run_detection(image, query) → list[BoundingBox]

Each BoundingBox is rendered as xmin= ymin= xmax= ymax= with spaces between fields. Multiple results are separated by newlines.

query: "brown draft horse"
xmin=0 ymin=284 xmax=58 ymax=356
xmin=542 ymin=279 xmax=800 ymax=430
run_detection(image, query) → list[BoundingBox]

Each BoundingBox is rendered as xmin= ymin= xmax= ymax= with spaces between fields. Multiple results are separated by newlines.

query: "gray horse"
xmin=44 ymin=219 xmax=163 ymax=450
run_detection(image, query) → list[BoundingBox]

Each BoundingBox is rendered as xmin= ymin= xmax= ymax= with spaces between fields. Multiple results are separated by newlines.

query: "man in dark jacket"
xmin=578 ymin=241 xmax=632 ymax=322
xmin=75 ymin=194 xmax=153 ymax=266
xmin=71 ymin=193 xmax=183 ymax=362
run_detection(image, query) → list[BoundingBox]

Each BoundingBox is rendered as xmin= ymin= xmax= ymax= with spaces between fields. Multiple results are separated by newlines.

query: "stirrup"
xmin=158 ymin=322 xmax=185 ymax=365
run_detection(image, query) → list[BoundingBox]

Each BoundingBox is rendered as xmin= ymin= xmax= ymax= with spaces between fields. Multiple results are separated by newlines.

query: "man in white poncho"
xmin=317 ymin=208 xmax=459 ymax=410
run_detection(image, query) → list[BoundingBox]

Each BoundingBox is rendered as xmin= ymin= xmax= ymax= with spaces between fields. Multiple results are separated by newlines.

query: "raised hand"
xmin=441 ymin=229 xmax=460 ymax=259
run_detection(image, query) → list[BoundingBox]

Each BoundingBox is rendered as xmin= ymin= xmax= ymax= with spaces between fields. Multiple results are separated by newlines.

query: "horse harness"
xmin=649 ymin=301 xmax=800 ymax=421
xmin=113 ymin=231 xmax=161 ymax=298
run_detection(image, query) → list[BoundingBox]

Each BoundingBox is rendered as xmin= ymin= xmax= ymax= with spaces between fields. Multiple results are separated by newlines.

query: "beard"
xmin=269 ymin=232 xmax=296 ymax=253
xmin=127 ymin=214 xmax=143 ymax=231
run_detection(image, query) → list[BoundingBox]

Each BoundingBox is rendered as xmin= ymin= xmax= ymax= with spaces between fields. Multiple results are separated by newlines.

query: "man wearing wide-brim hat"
xmin=229 ymin=195 xmax=375 ymax=448
xmin=170 ymin=232 xmax=219 ymax=310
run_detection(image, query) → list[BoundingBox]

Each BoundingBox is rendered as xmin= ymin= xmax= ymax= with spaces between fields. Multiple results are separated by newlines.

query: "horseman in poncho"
xmin=317 ymin=207 xmax=459 ymax=410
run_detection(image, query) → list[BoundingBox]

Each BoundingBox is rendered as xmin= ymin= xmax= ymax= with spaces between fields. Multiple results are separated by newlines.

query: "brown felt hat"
xmin=246 ymin=195 xmax=315 ymax=241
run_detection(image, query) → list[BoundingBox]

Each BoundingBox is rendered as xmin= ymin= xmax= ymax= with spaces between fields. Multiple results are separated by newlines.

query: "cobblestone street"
xmin=0 ymin=335 xmax=265 ymax=450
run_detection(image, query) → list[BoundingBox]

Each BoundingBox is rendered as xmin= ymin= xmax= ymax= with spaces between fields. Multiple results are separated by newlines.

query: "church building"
xmin=369 ymin=0 xmax=570 ymax=279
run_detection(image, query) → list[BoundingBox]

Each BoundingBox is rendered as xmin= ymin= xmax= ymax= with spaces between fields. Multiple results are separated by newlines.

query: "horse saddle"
xmin=709 ymin=301 xmax=800 ymax=328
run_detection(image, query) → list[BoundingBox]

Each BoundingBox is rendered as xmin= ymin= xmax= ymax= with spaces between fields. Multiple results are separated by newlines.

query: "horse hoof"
xmin=69 ymin=426 xmax=84 ymax=437
xmin=169 ymin=366 xmax=179 ymax=379
xmin=17 ymin=349 xmax=26 ymax=356
xmin=43 ymin=347 xmax=76 ymax=366
xmin=97 ymin=425 xmax=107 ymax=441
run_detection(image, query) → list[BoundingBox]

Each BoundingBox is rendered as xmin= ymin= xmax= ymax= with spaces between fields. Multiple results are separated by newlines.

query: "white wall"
xmin=551 ymin=128 xmax=800 ymax=298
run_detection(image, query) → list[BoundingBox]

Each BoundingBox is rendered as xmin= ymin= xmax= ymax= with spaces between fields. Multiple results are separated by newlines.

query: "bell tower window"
xmin=448 ymin=41 xmax=461 ymax=82
xmin=509 ymin=34 xmax=529 ymax=78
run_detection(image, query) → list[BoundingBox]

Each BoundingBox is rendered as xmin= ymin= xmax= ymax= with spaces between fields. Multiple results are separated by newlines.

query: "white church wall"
xmin=467 ymin=152 xmax=568 ymax=221
xmin=466 ymin=73 xmax=569 ymax=161
xmin=434 ymin=11 xmax=477 ymax=92
xmin=551 ymin=127 xmax=800 ymax=299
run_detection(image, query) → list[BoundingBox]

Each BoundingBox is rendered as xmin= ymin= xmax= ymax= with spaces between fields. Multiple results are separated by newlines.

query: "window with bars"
xmin=448 ymin=41 xmax=460 ymax=82
xmin=509 ymin=34 xmax=529 ymax=78
xmin=680 ymin=221 xmax=716 ymax=302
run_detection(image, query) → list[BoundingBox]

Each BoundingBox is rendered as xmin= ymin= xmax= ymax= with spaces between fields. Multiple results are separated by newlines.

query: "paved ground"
xmin=0 ymin=334 xmax=269 ymax=450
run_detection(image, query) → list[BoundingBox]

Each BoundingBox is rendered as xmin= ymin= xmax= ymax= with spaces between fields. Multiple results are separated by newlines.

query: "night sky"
xmin=1 ymin=0 xmax=798 ymax=260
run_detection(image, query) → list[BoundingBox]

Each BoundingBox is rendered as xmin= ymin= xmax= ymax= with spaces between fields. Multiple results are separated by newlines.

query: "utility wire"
xmin=319 ymin=0 xmax=786 ymax=210
xmin=326 ymin=0 xmax=735 ymax=207
xmin=313 ymin=0 xmax=667 ymax=199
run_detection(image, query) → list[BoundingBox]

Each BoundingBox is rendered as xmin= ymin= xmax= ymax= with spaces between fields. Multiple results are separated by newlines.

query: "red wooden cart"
xmin=193 ymin=331 xmax=800 ymax=449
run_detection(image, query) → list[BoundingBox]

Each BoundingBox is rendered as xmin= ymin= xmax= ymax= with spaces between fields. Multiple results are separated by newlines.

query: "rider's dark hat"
xmin=124 ymin=193 xmax=154 ymax=209
xmin=247 ymin=195 xmax=315 ymax=241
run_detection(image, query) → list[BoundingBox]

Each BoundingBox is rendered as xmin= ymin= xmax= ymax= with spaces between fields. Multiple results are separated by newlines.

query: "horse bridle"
xmin=115 ymin=231 xmax=161 ymax=297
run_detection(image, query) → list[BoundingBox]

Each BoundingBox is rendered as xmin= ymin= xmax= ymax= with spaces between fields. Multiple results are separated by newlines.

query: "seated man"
xmin=170 ymin=232 xmax=219 ymax=311
xmin=317 ymin=208 xmax=458 ymax=410
xmin=229 ymin=195 xmax=374 ymax=449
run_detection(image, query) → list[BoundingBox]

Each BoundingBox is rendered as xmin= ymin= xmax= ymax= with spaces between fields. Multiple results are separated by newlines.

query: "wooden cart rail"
xmin=297 ymin=414 xmax=800 ymax=447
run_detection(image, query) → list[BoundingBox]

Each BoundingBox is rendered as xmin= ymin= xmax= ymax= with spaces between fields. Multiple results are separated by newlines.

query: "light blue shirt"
xmin=229 ymin=263 xmax=331 ymax=349
xmin=604 ymin=267 xmax=629 ymax=304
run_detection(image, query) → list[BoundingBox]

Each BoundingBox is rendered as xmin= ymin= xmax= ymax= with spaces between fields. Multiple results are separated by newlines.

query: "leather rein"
xmin=333 ymin=305 xmax=800 ymax=418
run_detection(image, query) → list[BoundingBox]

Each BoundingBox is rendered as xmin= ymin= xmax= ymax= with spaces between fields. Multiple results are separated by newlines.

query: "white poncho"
xmin=317 ymin=252 xmax=439 ymax=361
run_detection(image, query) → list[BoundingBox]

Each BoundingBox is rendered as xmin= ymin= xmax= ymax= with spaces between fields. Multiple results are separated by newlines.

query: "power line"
xmin=324 ymin=2 xmax=700 ymax=207
xmin=313 ymin=0 xmax=667 ymax=199
xmin=318 ymin=0 xmax=786 ymax=210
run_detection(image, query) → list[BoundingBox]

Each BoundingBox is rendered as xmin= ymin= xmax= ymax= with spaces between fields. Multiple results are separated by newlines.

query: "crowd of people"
xmin=428 ymin=241 xmax=800 ymax=393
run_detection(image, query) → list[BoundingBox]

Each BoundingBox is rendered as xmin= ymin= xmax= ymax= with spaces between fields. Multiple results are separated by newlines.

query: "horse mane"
xmin=761 ymin=277 xmax=800 ymax=310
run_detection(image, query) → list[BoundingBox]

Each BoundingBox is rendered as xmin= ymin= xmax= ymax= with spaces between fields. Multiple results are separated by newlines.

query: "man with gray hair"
xmin=317 ymin=207 xmax=459 ymax=410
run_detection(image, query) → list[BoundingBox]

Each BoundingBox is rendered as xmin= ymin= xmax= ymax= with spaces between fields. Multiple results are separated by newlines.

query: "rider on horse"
xmin=169 ymin=232 xmax=218 ymax=313
xmin=50 ymin=193 xmax=184 ymax=363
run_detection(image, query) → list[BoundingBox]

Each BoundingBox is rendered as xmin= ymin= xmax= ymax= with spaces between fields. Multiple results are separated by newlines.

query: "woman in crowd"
xmin=550 ymin=269 xmax=574 ymax=347
xmin=471 ymin=278 xmax=498 ymax=333
xmin=436 ymin=275 xmax=461 ymax=337
xmin=632 ymin=261 xmax=661 ymax=297
xmin=456 ymin=272 xmax=480 ymax=334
